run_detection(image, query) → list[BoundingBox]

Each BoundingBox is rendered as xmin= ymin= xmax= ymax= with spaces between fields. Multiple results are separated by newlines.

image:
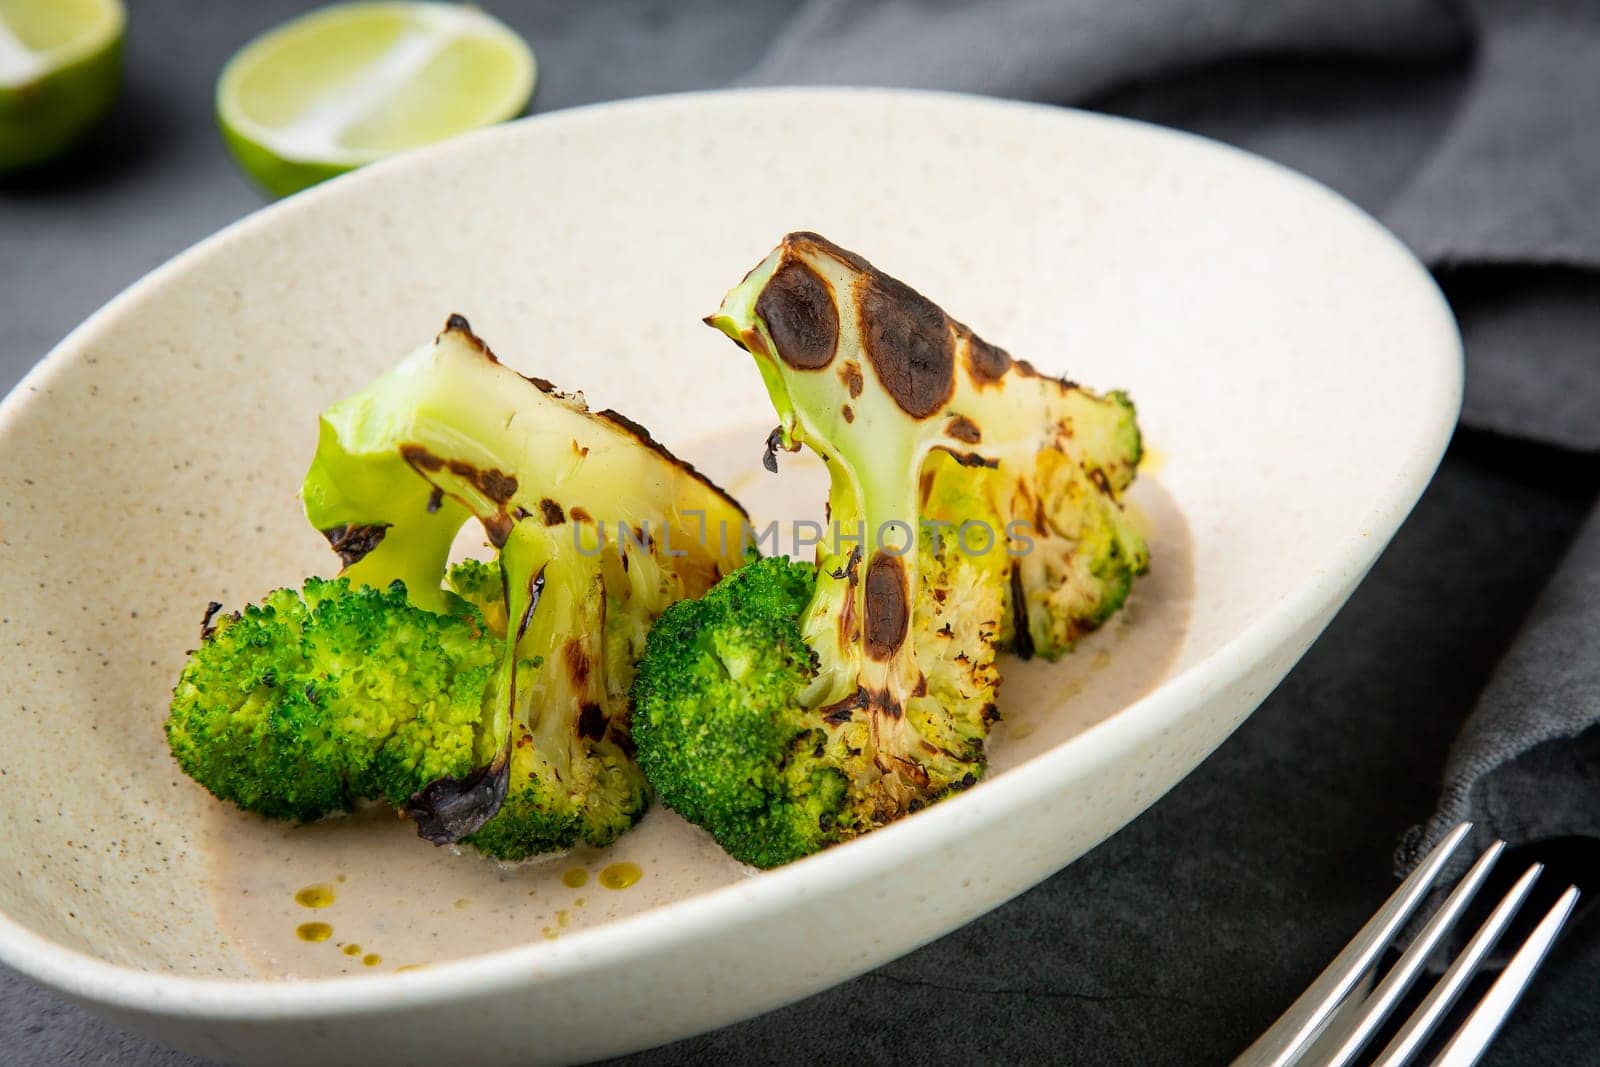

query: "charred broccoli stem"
xmin=300 ymin=316 xmax=748 ymax=857
xmin=635 ymin=233 xmax=1145 ymax=866
xmin=708 ymin=233 xmax=1147 ymax=664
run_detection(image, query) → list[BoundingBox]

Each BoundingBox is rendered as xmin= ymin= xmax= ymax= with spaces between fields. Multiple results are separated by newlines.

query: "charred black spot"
xmin=946 ymin=415 xmax=981 ymax=444
xmin=863 ymin=552 xmax=909 ymax=661
xmin=527 ymin=375 xmax=557 ymax=394
xmin=856 ymin=269 xmax=955 ymax=419
xmin=482 ymin=513 xmax=513 ymax=549
xmin=1008 ymin=563 xmax=1035 ymax=661
xmin=515 ymin=565 xmax=546 ymax=646
xmin=564 ymin=638 xmax=591 ymax=688
xmin=757 ymin=257 xmax=839 ymax=370
xmin=479 ymin=468 xmax=518 ymax=503
xmin=821 ymin=687 xmax=868 ymax=725
xmin=827 ymin=544 xmax=864 ymax=582
xmin=405 ymin=758 xmax=509 ymax=844
xmin=908 ymin=798 xmax=924 ymax=813
xmin=400 ymin=444 xmax=444 ymax=472
xmin=577 ymin=702 xmax=606 ymax=741
xmin=426 ymin=487 xmax=444 ymax=514
xmin=321 ymin=523 xmax=390 ymax=567
xmin=763 ymin=426 xmax=783 ymax=474
xmin=958 ymin=773 xmax=978 ymax=790
xmin=839 ymin=360 xmax=864 ymax=398
xmin=199 ymin=601 xmax=224 ymax=641
xmin=910 ymin=672 xmax=928 ymax=698
xmin=981 ymin=702 xmax=1002 ymax=725
xmin=539 ymin=498 xmax=565 ymax=526
xmin=441 ymin=458 xmax=518 ymax=504
xmin=1087 ymin=467 xmax=1113 ymax=496
xmin=937 ymin=447 xmax=998 ymax=469
xmin=842 ymin=404 xmax=855 ymax=423
xmin=965 ymin=330 xmax=1014 ymax=385
xmin=441 ymin=315 xmax=501 ymax=364
xmin=570 ymin=506 xmax=593 ymax=524
xmin=786 ymin=231 xmax=873 ymax=273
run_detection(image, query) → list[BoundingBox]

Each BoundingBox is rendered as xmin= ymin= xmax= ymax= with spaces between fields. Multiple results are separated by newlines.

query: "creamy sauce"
xmin=207 ymin=422 xmax=1192 ymax=978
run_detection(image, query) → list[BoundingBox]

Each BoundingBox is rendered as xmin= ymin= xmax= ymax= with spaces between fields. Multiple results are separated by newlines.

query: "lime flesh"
xmin=217 ymin=2 xmax=536 ymax=198
xmin=0 ymin=0 xmax=124 ymax=172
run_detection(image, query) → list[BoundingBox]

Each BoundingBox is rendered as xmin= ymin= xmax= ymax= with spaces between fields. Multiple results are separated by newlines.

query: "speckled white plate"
xmin=0 ymin=89 xmax=1459 ymax=1065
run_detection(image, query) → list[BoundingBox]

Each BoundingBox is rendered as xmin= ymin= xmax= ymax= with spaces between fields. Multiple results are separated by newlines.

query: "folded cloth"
xmin=743 ymin=0 xmax=1600 ymax=896
xmin=1398 ymin=506 xmax=1600 ymax=878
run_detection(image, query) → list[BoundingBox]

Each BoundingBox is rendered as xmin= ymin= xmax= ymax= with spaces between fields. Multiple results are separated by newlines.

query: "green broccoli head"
xmin=165 ymin=577 xmax=498 ymax=821
xmin=633 ymin=528 xmax=1001 ymax=868
xmin=633 ymin=555 xmax=849 ymax=868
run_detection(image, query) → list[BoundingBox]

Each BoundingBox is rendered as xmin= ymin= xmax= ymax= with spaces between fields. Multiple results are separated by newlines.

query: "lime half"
xmin=0 ymin=0 xmax=124 ymax=172
xmin=218 ymin=2 xmax=535 ymax=198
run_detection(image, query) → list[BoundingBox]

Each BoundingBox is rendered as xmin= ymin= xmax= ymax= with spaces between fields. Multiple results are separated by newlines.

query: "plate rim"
xmin=0 ymin=85 xmax=1463 ymax=1018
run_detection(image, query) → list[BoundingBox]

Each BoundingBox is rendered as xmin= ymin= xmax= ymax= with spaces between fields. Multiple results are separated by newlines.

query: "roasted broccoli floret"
xmin=165 ymin=575 xmax=498 ymax=822
xmin=168 ymin=316 xmax=747 ymax=861
xmin=634 ymin=529 xmax=1001 ymax=867
xmin=633 ymin=233 xmax=1144 ymax=867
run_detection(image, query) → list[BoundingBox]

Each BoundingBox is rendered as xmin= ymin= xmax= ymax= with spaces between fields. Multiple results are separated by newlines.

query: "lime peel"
xmin=0 ymin=0 xmax=124 ymax=171
xmin=217 ymin=2 xmax=536 ymax=197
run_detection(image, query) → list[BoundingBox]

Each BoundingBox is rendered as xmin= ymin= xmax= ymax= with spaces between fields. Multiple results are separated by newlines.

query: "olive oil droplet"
xmin=362 ymin=954 xmax=382 ymax=967
xmin=342 ymin=943 xmax=362 ymax=957
xmin=395 ymin=963 xmax=426 ymax=973
xmin=296 ymin=922 xmax=332 ymax=942
xmin=598 ymin=862 xmax=642 ymax=890
xmin=561 ymin=868 xmax=588 ymax=888
xmin=294 ymin=884 xmax=335 ymax=908
xmin=556 ymin=909 xmax=570 ymax=928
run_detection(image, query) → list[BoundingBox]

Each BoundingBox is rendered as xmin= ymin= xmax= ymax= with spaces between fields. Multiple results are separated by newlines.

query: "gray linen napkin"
xmin=744 ymin=0 xmax=1600 ymax=889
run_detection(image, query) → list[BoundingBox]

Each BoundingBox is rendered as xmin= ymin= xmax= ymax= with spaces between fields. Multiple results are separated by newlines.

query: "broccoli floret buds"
xmin=166 ymin=576 xmax=498 ymax=822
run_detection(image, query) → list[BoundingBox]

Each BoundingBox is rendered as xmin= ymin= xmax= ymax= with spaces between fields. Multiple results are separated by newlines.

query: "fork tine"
xmin=1232 ymin=822 xmax=1473 ymax=1067
xmin=1322 ymin=841 xmax=1506 ymax=1067
xmin=1429 ymin=885 xmax=1580 ymax=1067
xmin=1371 ymin=863 xmax=1544 ymax=1067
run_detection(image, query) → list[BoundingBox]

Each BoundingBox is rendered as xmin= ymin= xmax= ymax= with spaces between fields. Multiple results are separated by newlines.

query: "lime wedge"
xmin=218 ymin=2 xmax=536 ymax=198
xmin=0 ymin=0 xmax=124 ymax=172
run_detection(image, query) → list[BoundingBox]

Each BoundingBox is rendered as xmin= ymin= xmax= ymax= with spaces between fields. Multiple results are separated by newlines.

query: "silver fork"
xmin=1234 ymin=822 xmax=1581 ymax=1067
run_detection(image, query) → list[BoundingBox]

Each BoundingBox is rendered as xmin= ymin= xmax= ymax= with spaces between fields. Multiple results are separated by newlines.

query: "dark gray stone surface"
xmin=1 ymin=2 xmax=1594 ymax=1064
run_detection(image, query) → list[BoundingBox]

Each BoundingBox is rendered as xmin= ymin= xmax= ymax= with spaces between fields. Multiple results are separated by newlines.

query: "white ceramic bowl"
xmin=0 ymin=89 xmax=1459 ymax=1064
